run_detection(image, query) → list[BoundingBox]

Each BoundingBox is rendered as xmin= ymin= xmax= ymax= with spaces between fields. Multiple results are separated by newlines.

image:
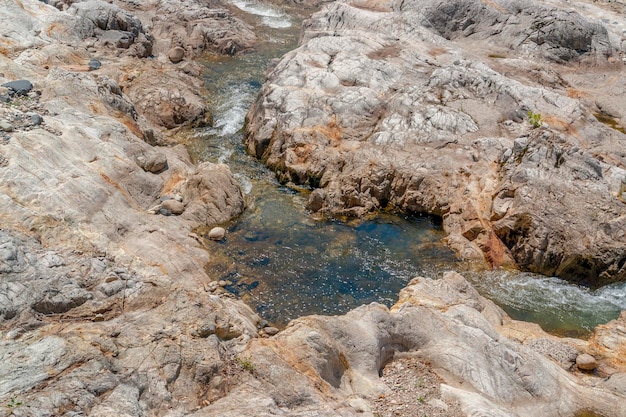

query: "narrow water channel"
xmin=187 ymin=1 xmax=626 ymax=335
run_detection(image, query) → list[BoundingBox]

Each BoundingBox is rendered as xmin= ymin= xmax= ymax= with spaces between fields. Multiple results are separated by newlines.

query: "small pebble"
xmin=263 ymin=327 xmax=279 ymax=336
xmin=0 ymin=119 xmax=13 ymax=132
xmin=208 ymin=227 xmax=226 ymax=241
xmin=89 ymin=58 xmax=102 ymax=71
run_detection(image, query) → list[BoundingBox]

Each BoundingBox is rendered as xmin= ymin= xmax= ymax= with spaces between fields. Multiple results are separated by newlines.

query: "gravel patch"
xmin=373 ymin=355 xmax=465 ymax=417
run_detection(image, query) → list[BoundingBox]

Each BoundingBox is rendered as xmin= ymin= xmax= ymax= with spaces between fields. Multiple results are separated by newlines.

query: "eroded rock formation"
xmin=191 ymin=272 xmax=626 ymax=417
xmin=244 ymin=0 xmax=626 ymax=285
xmin=1 ymin=0 xmax=625 ymax=416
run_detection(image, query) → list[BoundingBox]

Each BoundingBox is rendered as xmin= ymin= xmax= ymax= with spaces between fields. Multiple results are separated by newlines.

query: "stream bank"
xmin=187 ymin=0 xmax=626 ymax=336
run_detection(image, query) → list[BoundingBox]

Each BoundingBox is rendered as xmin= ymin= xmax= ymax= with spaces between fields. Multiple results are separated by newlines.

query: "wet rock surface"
xmin=245 ymin=0 xmax=626 ymax=286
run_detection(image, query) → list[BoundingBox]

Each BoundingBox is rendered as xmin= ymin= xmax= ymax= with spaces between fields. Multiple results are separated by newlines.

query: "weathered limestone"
xmin=117 ymin=59 xmax=213 ymax=130
xmin=0 ymin=2 xmax=251 ymax=414
xmin=245 ymin=0 xmax=626 ymax=285
xmin=1 ymin=0 xmax=625 ymax=416
xmin=192 ymin=272 xmax=626 ymax=417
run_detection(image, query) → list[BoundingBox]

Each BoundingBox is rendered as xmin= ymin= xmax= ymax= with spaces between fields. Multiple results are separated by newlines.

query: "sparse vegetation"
xmin=6 ymin=396 xmax=22 ymax=410
xmin=527 ymin=110 xmax=543 ymax=128
xmin=237 ymin=356 xmax=255 ymax=372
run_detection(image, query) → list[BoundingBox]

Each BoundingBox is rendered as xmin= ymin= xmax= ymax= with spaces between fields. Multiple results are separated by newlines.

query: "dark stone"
xmin=159 ymin=208 xmax=172 ymax=216
xmin=2 ymin=80 xmax=33 ymax=96
xmin=142 ymin=128 xmax=156 ymax=146
xmin=29 ymin=113 xmax=44 ymax=126
xmin=0 ymin=95 xmax=9 ymax=103
xmin=88 ymin=58 xmax=102 ymax=71
xmin=100 ymin=30 xmax=135 ymax=49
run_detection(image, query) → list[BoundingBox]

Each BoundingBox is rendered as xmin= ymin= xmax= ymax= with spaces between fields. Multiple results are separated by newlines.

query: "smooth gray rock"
xmin=2 ymin=80 xmax=33 ymax=96
xmin=88 ymin=58 xmax=102 ymax=71
xmin=29 ymin=113 xmax=43 ymax=126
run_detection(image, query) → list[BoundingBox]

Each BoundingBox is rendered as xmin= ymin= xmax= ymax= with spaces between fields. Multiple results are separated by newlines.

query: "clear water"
xmin=187 ymin=4 xmax=625 ymax=333
xmin=211 ymin=205 xmax=457 ymax=325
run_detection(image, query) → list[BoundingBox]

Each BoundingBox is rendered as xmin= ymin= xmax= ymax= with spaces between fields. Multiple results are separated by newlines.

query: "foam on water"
xmin=230 ymin=0 xmax=292 ymax=28
xmin=234 ymin=173 xmax=253 ymax=195
xmin=469 ymin=270 xmax=626 ymax=335
xmin=208 ymin=83 xmax=254 ymax=137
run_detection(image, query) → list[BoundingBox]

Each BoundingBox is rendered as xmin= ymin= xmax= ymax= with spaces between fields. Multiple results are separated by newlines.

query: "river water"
xmin=186 ymin=1 xmax=626 ymax=336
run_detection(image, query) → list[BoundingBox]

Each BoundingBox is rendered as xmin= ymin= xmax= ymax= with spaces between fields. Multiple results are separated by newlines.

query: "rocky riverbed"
xmin=0 ymin=0 xmax=625 ymax=416
xmin=245 ymin=0 xmax=626 ymax=287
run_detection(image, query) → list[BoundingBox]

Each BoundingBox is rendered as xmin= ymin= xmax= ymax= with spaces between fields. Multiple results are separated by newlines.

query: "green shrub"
xmin=527 ymin=110 xmax=542 ymax=128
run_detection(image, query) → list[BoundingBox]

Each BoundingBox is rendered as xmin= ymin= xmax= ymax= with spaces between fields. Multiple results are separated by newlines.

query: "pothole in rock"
xmin=373 ymin=355 xmax=465 ymax=417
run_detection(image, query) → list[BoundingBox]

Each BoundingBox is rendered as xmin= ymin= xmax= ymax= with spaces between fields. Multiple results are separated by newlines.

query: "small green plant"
xmin=237 ymin=356 xmax=255 ymax=372
xmin=527 ymin=110 xmax=543 ymax=128
xmin=6 ymin=396 xmax=22 ymax=409
xmin=417 ymin=395 xmax=425 ymax=403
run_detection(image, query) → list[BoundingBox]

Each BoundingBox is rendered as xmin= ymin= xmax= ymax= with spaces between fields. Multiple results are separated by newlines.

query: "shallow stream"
xmin=187 ymin=1 xmax=625 ymax=336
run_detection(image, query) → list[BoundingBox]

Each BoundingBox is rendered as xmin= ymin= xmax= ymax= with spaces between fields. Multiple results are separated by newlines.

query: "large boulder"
xmin=68 ymin=0 xmax=153 ymax=57
xmin=244 ymin=0 xmax=626 ymax=285
xmin=180 ymin=162 xmax=246 ymax=227
xmin=120 ymin=60 xmax=211 ymax=129
xmin=150 ymin=1 xmax=256 ymax=56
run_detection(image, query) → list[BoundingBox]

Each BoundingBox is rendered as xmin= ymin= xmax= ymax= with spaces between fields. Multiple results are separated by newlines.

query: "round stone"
xmin=208 ymin=227 xmax=226 ymax=241
xmin=161 ymin=199 xmax=185 ymax=215
xmin=88 ymin=58 xmax=102 ymax=71
xmin=168 ymin=47 xmax=185 ymax=63
xmin=576 ymin=353 xmax=597 ymax=371
xmin=0 ymin=119 xmax=13 ymax=132
xmin=29 ymin=113 xmax=44 ymax=126
xmin=263 ymin=327 xmax=279 ymax=336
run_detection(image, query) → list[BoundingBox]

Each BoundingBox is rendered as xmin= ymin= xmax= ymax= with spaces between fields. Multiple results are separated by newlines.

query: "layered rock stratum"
xmin=1 ymin=0 xmax=625 ymax=416
xmin=245 ymin=0 xmax=626 ymax=286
